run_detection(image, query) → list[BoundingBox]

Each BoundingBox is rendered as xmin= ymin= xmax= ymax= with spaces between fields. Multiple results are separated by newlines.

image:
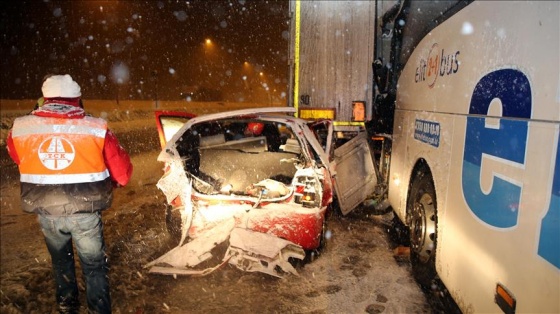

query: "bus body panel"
xmin=389 ymin=1 xmax=559 ymax=312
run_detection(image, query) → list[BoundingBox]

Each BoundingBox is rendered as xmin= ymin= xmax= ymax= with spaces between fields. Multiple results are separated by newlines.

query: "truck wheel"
xmin=165 ymin=205 xmax=182 ymax=243
xmin=408 ymin=171 xmax=437 ymax=287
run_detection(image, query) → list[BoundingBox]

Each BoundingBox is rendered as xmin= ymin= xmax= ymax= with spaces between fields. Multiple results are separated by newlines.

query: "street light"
xmin=203 ymin=38 xmax=214 ymax=56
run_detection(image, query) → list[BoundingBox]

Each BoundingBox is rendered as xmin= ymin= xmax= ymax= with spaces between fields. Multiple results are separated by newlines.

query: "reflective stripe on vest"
xmin=11 ymin=115 xmax=110 ymax=184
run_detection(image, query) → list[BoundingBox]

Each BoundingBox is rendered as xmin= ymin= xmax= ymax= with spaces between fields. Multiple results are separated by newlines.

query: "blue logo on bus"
xmin=462 ymin=68 xmax=559 ymax=269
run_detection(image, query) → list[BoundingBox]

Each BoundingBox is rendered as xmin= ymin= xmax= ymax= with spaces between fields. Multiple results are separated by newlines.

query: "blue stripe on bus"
xmin=538 ymin=134 xmax=560 ymax=269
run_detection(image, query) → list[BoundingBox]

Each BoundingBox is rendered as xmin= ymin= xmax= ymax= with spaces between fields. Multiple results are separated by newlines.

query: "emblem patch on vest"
xmin=38 ymin=136 xmax=76 ymax=170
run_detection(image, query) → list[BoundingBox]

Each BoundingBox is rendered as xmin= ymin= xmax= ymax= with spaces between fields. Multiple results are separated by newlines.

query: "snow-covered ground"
xmin=1 ymin=100 xmax=437 ymax=313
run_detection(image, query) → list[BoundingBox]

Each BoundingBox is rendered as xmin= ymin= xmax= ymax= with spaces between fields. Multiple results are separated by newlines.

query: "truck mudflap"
xmin=225 ymin=228 xmax=306 ymax=278
xmin=145 ymin=223 xmax=305 ymax=278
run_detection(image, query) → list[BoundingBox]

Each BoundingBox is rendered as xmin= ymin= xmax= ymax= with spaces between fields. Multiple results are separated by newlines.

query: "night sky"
xmin=0 ymin=0 xmax=289 ymax=102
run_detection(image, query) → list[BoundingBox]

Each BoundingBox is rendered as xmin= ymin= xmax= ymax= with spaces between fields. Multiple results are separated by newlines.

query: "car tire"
xmin=317 ymin=213 xmax=329 ymax=252
xmin=165 ymin=205 xmax=182 ymax=243
xmin=407 ymin=169 xmax=437 ymax=287
xmin=304 ymin=210 xmax=330 ymax=263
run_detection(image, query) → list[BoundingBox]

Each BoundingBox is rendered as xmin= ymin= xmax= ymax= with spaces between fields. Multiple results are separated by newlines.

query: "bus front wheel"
xmin=408 ymin=171 xmax=437 ymax=287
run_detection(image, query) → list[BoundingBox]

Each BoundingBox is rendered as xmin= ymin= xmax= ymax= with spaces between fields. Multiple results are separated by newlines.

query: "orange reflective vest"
xmin=11 ymin=115 xmax=110 ymax=184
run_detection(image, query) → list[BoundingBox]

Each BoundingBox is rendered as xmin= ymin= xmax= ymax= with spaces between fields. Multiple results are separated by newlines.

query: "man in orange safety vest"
xmin=6 ymin=74 xmax=133 ymax=314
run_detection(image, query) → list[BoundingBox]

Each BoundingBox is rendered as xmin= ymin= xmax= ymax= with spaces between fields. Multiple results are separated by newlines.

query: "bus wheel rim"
xmin=411 ymin=192 xmax=436 ymax=264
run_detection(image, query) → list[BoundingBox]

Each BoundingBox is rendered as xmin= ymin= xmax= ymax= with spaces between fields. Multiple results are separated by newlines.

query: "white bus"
xmin=372 ymin=1 xmax=559 ymax=312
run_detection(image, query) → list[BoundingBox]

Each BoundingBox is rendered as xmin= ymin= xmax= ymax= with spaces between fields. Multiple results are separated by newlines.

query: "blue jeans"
xmin=38 ymin=212 xmax=111 ymax=314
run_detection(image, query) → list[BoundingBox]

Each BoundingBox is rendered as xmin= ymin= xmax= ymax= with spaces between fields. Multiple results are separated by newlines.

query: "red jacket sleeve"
xmin=103 ymin=129 xmax=133 ymax=187
xmin=6 ymin=130 xmax=20 ymax=165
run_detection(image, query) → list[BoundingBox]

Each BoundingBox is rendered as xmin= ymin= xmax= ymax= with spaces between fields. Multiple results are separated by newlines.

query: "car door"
xmin=306 ymin=122 xmax=378 ymax=215
xmin=332 ymin=132 xmax=378 ymax=215
xmin=154 ymin=111 xmax=197 ymax=149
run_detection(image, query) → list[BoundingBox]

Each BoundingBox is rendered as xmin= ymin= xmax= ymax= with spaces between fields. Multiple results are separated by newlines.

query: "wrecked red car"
xmin=146 ymin=107 xmax=377 ymax=277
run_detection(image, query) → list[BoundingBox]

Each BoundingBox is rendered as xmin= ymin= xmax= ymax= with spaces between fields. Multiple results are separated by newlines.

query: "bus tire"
xmin=407 ymin=170 xmax=437 ymax=287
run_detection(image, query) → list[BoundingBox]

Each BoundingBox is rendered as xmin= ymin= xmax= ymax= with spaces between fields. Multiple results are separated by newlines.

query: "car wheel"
xmin=304 ymin=209 xmax=330 ymax=263
xmin=318 ymin=214 xmax=328 ymax=251
xmin=165 ymin=205 xmax=182 ymax=243
xmin=407 ymin=169 xmax=437 ymax=287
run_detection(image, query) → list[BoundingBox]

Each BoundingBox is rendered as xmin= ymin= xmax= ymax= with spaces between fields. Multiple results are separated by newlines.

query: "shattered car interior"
xmin=146 ymin=108 xmax=334 ymax=277
xmin=180 ymin=119 xmax=303 ymax=196
xmin=146 ymin=107 xmax=377 ymax=277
